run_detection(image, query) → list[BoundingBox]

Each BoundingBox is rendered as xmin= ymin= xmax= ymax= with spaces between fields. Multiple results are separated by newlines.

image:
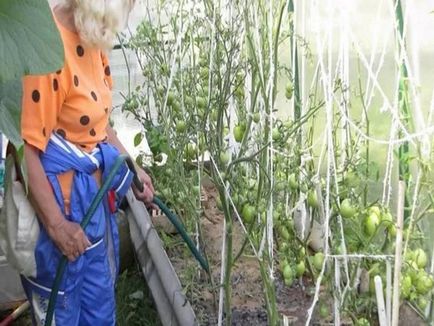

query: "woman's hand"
xmin=132 ymin=167 xmax=155 ymax=206
xmin=47 ymin=219 xmax=91 ymax=262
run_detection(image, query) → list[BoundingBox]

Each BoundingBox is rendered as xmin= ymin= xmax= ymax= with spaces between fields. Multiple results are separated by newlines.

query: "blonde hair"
xmin=63 ymin=0 xmax=135 ymax=50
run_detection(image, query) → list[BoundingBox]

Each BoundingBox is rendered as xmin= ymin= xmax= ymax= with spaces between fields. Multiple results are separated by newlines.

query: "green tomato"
xmin=307 ymin=190 xmax=319 ymax=209
xmin=282 ymin=264 xmax=292 ymax=280
xmin=363 ymin=212 xmax=380 ymax=237
xmin=278 ymin=240 xmax=288 ymax=252
xmin=219 ymin=151 xmax=231 ymax=165
xmin=296 ymin=261 xmax=306 ymax=277
xmin=171 ymin=100 xmax=181 ymax=112
xmin=313 ymin=252 xmax=325 ymax=271
xmin=157 ymin=85 xmax=165 ymax=96
xmin=401 ymin=275 xmax=412 ymax=299
xmin=200 ymin=67 xmax=209 ymax=79
xmin=284 ymin=275 xmax=294 ymax=287
xmin=288 ymin=173 xmax=298 ymax=190
xmin=339 ymin=198 xmax=356 ymax=219
xmin=279 ymin=226 xmax=290 ymax=241
xmin=241 ymin=204 xmax=256 ymax=224
xmin=252 ymin=112 xmax=260 ymax=123
xmin=184 ymin=95 xmax=194 ymax=107
xmin=368 ymin=205 xmax=381 ymax=218
xmin=415 ymin=274 xmax=432 ymax=295
xmin=161 ymin=63 xmax=169 ymax=75
xmin=418 ymin=297 xmax=428 ymax=310
xmin=414 ymin=248 xmax=428 ymax=269
xmin=185 ymin=143 xmax=196 ymax=160
xmin=355 ymin=318 xmax=370 ymax=326
xmin=196 ymin=96 xmax=207 ymax=109
xmin=210 ymin=110 xmax=218 ymax=121
xmin=285 ymin=81 xmax=293 ymax=100
xmin=318 ymin=303 xmax=329 ymax=319
xmin=388 ymin=224 xmax=397 ymax=237
xmin=343 ymin=170 xmax=359 ymax=188
xmin=167 ymin=91 xmax=175 ymax=105
xmin=175 ymin=120 xmax=186 ymax=133
xmin=272 ymin=128 xmax=281 ymax=142
xmin=233 ymin=125 xmax=245 ymax=143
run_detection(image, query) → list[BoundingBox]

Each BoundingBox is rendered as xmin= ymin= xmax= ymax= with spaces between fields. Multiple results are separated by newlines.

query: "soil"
xmin=154 ymin=183 xmax=322 ymax=325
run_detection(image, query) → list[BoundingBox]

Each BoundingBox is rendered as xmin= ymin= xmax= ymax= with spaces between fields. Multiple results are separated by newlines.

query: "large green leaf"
xmin=0 ymin=79 xmax=22 ymax=146
xmin=0 ymin=0 xmax=64 ymax=83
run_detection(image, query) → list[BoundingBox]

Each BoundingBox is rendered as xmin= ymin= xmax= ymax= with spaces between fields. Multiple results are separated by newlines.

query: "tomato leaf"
xmin=134 ymin=132 xmax=144 ymax=147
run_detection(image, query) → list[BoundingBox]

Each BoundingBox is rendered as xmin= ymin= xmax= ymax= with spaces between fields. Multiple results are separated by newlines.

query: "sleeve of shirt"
xmin=21 ymin=71 xmax=67 ymax=152
xmin=101 ymin=52 xmax=114 ymax=90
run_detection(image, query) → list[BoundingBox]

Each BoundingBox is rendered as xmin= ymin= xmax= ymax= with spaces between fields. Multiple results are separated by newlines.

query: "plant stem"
xmin=395 ymin=0 xmax=411 ymax=221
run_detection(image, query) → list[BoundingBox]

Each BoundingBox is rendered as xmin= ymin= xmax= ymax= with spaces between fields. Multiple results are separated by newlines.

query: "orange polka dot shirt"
xmin=21 ymin=13 xmax=113 ymax=153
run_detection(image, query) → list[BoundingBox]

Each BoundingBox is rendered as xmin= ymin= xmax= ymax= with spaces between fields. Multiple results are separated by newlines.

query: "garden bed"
xmin=157 ymin=183 xmax=323 ymax=325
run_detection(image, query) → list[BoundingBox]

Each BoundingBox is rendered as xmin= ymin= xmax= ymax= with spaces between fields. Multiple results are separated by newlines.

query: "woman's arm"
xmin=105 ymin=126 xmax=154 ymax=204
xmin=24 ymin=143 xmax=91 ymax=261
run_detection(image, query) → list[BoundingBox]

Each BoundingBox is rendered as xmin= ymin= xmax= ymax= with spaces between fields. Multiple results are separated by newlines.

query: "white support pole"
xmin=375 ymin=275 xmax=388 ymax=326
xmin=391 ymin=181 xmax=405 ymax=325
xmin=386 ymin=260 xmax=392 ymax=325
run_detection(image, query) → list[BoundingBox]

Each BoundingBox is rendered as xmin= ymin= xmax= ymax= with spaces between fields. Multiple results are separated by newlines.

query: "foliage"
xmin=123 ymin=0 xmax=434 ymax=324
xmin=0 ymin=0 xmax=63 ymax=145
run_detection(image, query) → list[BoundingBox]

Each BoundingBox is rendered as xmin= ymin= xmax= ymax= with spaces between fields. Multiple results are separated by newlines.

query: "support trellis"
xmin=125 ymin=0 xmax=434 ymax=324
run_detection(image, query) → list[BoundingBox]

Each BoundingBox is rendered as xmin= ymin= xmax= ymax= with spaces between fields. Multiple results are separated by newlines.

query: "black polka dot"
xmin=32 ymin=90 xmax=40 ymax=103
xmin=42 ymin=128 xmax=46 ymax=137
xmin=104 ymin=66 xmax=111 ymax=76
xmin=104 ymin=108 xmax=108 ymax=114
xmin=76 ymin=45 xmax=84 ymax=57
xmin=89 ymin=129 xmax=96 ymax=136
xmin=80 ymin=144 xmax=87 ymax=149
xmin=53 ymin=79 xmax=59 ymax=91
xmin=73 ymin=75 xmax=79 ymax=87
xmin=80 ymin=115 xmax=90 ymax=125
xmin=56 ymin=70 xmax=61 ymax=74
xmin=91 ymin=91 xmax=97 ymax=101
xmin=102 ymin=136 xmax=108 ymax=142
xmin=57 ymin=129 xmax=66 ymax=138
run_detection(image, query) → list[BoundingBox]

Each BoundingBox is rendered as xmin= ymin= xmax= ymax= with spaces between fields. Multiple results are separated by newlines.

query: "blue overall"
xmin=21 ymin=134 xmax=133 ymax=325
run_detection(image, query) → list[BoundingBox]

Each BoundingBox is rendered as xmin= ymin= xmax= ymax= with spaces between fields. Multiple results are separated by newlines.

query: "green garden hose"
xmin=44 ymin=154 xmax=129 ymax=326
xmin=126 ymin=159 xmax=209 ymax=273
xmin=152 ymin=196 xmax=209 ymax=273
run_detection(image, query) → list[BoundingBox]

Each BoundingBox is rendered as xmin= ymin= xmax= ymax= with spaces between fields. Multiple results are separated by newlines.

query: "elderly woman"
xmin=20 ymin=0 xmax=153 ymax=324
